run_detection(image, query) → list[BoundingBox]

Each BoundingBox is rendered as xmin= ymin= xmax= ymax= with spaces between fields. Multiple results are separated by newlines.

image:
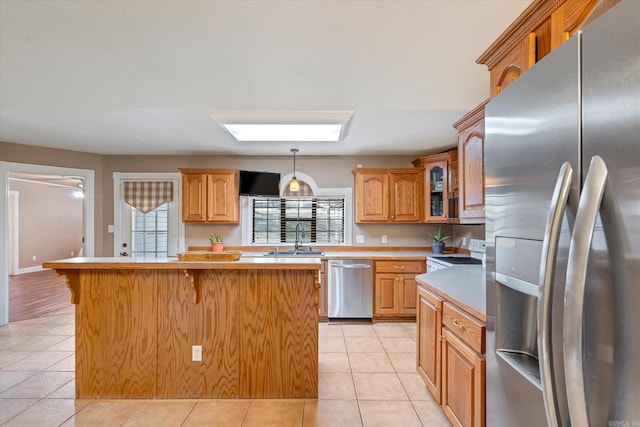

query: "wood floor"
xmin=8 ymin=269 xmax=70 ymax=322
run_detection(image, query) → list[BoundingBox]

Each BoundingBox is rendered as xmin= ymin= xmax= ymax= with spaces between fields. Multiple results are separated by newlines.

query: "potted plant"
xmin=429 ymin=225 xmax=450 ymax=254
xmin=209 ymin=234 xmax=224 ymax=252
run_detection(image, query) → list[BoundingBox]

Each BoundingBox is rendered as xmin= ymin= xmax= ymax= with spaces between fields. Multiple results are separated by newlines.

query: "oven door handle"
xmin=537 ymin=161 xmax=573 ymax=427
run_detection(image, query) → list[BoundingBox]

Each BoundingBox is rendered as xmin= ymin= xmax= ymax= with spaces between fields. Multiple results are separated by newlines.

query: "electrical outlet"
xmin=381 ymin=235 xmax=388 ymax=244
xmin=32 ymin=255 xmax=37 ymax=261
xmin=462 ymin=237 xmax=467 ymax=247
xmin=356 ymin=235 xmax=365 ymax=243
xmin=71 ymin=251 xmax=74 ymax=257
xmin=192 ymin=345 xmax=202 ymax=362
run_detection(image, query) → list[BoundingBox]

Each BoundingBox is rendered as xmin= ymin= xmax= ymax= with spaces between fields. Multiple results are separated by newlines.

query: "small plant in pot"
xmin=429 ymin=225 xmax=450 ymax=254
xmin=209 ymin=234 xmax=224 ymax=252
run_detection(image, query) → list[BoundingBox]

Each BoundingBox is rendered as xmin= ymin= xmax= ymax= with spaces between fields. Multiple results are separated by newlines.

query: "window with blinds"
xmin=252 ymin=197 xmax=345 ymax=244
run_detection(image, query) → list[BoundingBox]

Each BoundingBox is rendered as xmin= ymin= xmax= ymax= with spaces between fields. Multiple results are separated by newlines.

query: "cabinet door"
xmin=417 ymin=286 xmax=443 ymax=402
xmin=398 ymin=274 xmax=418 ymax=315
xmin=441 ymin=327 xmax=485 ymax=427
xmin=355 ymin=172 xmax=390 ymax=222
xmin=374 ymin=274 xmax=398 ymax=315
xmin=459 ymin=119 xmax=485 ymax=222
xmin=489 ymin=34 xmax=536 ymax=97
xmin=390 ymin=171 xmax=423 ymax=222
xmin=424 ymin=160 xmax=449 ymax=222
xmin=182 ymin=173 xmax=207 ymax=222
xmin=206 ymin=171 xmax=239 ymax=223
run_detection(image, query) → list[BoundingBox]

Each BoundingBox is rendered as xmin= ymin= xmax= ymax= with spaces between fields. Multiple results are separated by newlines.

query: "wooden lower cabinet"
xmin=417 ymin=286 xmax=443 ymax=401
xmin=373 ymin=259 xmax=425 ymax=320
xmin=441 ymin=327 xmax=485 ymax=427
xmin=417 ymin=284 xmax=486 ymax=427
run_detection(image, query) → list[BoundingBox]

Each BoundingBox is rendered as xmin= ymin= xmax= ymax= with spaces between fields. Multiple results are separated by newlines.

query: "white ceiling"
xmin=0 ymin=0 xmax=529 ymax=156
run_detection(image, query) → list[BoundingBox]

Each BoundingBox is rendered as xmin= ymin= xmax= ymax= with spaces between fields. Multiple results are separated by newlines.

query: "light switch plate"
xmin=356 ymin=235 xmax=365 ymax=243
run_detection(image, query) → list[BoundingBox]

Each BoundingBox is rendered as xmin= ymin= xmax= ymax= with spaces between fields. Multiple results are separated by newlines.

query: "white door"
xmin=114 ymin=173 xmax=183 ymax=257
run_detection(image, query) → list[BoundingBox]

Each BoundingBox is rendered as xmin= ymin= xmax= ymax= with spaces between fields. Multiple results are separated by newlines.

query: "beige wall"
xmin=1 ymin=141 xmax=104 ymax=255
xmin=2 ymin=142 xmax=485 ymax=256
xmin=9 ymin=180 xmax=83 ymax=268
xmin=101 ymin=154 xmax=465 ymax=254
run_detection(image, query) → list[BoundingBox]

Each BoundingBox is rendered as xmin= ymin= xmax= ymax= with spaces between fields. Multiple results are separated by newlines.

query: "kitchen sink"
xmin=264 ymin=249 xmax=325 ymax=256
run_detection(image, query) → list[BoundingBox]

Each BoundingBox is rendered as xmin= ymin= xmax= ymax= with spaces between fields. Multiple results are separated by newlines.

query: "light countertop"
xmin=43 ymin=256 xmax=321 ymax=270
xmin=244 ymin=251 xmax=431 ymax=260
xmin=416 ymin=266 xmax=486 ymax=320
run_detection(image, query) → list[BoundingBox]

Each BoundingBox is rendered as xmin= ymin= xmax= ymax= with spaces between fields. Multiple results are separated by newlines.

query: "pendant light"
xmin=289 ymin=148 xmax=300 ymax=192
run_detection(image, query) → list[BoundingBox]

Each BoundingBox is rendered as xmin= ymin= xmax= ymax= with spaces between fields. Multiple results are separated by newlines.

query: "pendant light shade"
xmin=289 ymin=148 xmax=300 ymax=192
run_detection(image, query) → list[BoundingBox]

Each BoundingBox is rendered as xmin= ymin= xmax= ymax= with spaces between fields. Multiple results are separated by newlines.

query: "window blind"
xmin=252 ymin=197 xmax=345 ymax=244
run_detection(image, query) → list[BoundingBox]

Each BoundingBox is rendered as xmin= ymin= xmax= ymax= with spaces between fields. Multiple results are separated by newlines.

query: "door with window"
xmin=115 ymin=175 xmax=183 ymax=257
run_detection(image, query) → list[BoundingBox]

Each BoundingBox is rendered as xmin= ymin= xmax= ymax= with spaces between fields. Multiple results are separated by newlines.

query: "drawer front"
xmin=442 ymin=302 xmax=485 ymax=354
xmin=375 ymin=260 xmax=425 ymax=274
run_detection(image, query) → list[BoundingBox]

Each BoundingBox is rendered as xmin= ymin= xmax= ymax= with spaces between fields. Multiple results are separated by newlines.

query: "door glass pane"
xmin=131 ymin=202 xmax=169 ymax=257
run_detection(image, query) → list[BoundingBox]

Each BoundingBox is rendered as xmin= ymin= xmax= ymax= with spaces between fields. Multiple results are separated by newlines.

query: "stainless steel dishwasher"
xmin=327 ymin=259 xmax=373 ymax=319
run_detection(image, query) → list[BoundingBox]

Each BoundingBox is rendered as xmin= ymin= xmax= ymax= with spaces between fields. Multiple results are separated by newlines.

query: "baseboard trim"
xmin=15 ymin=265 xmax=47 ymax=275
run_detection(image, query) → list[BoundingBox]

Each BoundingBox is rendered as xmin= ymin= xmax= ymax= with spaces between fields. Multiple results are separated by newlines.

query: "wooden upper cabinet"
xmin=391 ymin=172 xmax=424 ymax=222
xmin=181 ymin=173 xmax=208 ymax=222
xmin=179 ymin=169 xmax=239 ymax=223
xmin=477 ymin=0 xmax=611 ymax=98
xmin=353 ymin=168 xmax=423 ymax=223
xmin=206 ymin=171 xmax=239 ymax=222
xmin=453 ymin=101 xmax=487 ymax=224
xmin=354 ymin=171 xmax=389 ymax=222
xmin=412 ymin=150 xmax=457 ymax=223
xmin=489 ymin=34 xmax=536 ymax=96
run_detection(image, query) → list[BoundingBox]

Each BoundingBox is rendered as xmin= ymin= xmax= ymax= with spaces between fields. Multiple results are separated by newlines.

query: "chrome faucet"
xmin=294 ymin=222 xmax=306 ymax=251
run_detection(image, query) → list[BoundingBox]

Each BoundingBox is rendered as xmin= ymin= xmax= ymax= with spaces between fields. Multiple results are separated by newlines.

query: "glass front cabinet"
xmin=412 ymin=150 xmax=457 ymax=223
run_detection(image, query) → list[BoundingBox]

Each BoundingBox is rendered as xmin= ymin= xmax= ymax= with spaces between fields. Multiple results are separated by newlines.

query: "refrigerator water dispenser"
xmin=494 ymin=237 xmax=544 ymax=388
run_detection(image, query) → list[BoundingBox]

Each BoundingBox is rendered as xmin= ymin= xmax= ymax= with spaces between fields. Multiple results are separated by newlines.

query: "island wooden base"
xmin=53 ymin=267 xmax=318 ymax=399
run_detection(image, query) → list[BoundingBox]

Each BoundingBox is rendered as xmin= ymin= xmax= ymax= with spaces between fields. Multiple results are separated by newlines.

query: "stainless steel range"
xmin=427 ymin=239 xmax=485 ymax=272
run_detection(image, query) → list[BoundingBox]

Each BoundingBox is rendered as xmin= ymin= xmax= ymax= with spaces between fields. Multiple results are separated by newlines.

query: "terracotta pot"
xmin=432 ymin=242 xmax=445 ymax=254
xmin=211 ymin=242 xmax=224 ymax=252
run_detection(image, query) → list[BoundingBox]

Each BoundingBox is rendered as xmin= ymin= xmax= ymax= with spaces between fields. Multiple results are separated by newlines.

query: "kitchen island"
xmin=42 ymin=257 xmax=321 ymax=400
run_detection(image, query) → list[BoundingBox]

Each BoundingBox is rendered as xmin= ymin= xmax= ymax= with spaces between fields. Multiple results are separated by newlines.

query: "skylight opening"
xmin=222 ymin=124 xmax=343 ymax=142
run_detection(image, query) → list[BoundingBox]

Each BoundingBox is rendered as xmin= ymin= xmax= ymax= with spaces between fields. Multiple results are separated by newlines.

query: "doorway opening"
xmin=0 ymin=161 xmax=95 ymax=325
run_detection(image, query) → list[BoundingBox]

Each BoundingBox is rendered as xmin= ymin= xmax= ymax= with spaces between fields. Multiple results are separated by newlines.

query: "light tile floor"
xmin=0 ymin=307 xmax=451 ymax=426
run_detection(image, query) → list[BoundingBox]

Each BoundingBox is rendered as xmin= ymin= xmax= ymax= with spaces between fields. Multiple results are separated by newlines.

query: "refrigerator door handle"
xmin=564 ymin=155 xmax=608 ymax=427
xmin=538 ymin=161 xmax=573 ymax=427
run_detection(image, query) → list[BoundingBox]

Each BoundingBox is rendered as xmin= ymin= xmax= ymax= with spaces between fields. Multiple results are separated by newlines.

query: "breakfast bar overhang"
xmin=43 ymin=257 xmax=321 ymax=399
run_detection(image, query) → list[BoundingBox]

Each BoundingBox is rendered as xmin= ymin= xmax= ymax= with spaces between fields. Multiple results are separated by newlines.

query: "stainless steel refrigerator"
xmin=484 ymin=1 xmax=640 ymax=425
